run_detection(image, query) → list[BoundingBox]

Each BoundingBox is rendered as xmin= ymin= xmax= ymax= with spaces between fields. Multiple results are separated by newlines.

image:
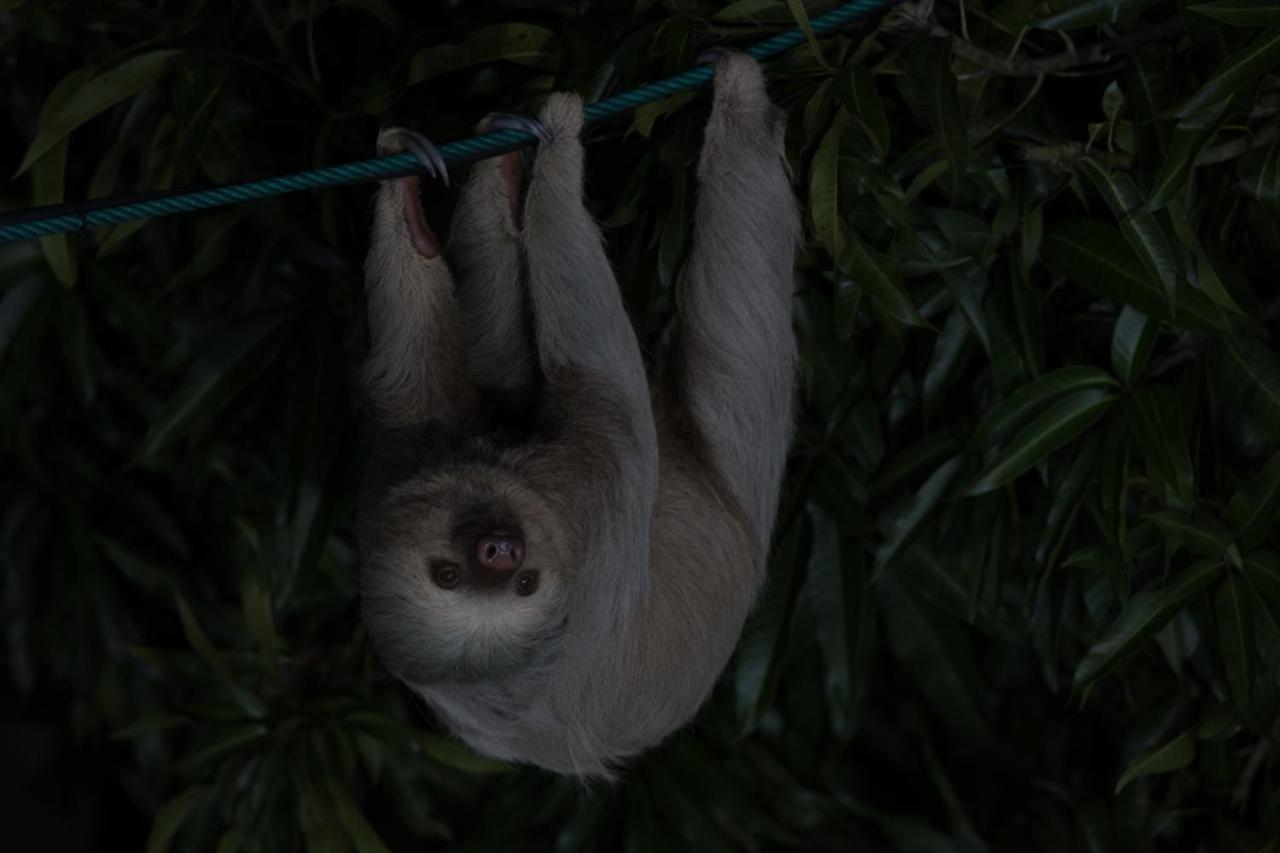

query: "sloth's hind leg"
xmin=365 ymin=128 xmax=477 ymax=429
xmin=676 ymin=53 xmax=798 ymax=544
xmin=450 ymin=114 xmax=544 ymax=403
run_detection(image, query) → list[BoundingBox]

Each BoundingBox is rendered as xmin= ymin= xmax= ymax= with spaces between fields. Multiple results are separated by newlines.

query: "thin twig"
xmin=932 ymin=16 xmax=1184 ymax=77
xmin=1196 ymin=123 xmax=1280 ymax=166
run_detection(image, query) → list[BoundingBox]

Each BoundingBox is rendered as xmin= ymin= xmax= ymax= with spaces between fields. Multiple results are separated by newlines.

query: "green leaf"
xmin=1243 ymin=552 xmax=1280 ymax=630
xmin=735 ymin=521 xmax=806 ymax=734
xmin=784 ymin=0 xmax=829 ymax=68
xmin=61 ymin=300 xmax=96 ymax=404
xmin=1114 ymin=728 xmax=1195 ymax=794
xmin=327 ymin=777 xmax=391 ymax=853
xmin=175 ymin=592 xmax=224 ymax=673
xmin=810 ymin=108 xmax=848 ymax=262
xmin=110 ymin=712 xmax=190 ymax=741
xmin=31 ymin=67 xmax=93 ymax=288
xmin=971 ymin=366 xmax=1116 ymax=449
xmin=1110 ymin=307 xmax=1158 ymax=382
xmin=97 ymin=537 xmax=172 ymax=594
xmin=1166 ymin=199 xmax=1250 ymax=317
xmin=0 ymin=276 xmax=44 ymax=364
xmin=921 ymin=309 xmax=974 ymax=418
xmin=1041 ymin=217 xmax=1229 ymax=334
xmin=1228 ymin=451 xmax=1280 ymax=549
xmin=175 ymin=592 xmax=266 ymax=718
xmin=713 ymin=0 xmax=796 ymax=22
xmin=1190 ymin=1 xmax=1280 ymax=27
xmin=902 ymin=158 xmax=950 ymax=203
xmin=875 ymin=573 xmax=991 ymax=744
xmin=414 ymin=732 xmax=511 ymax=774
xmin=1073 ymin=559 xmax=1224 ymax=689
xmin=1143 ymin=100 xmax=1230 ymax=212
xmin=141 ymin=313 xmax=286 ymax=460
xmin=833 ymin=274 xmax=862 ymax=340
xmin=1212 ymin=337 xmax=1280 ymax=439
xmin=15 ymin=50 xmax=182 ymax=177
xmin=1078 ymin=160 xmax=1178 ymax=308
xmin=905 ymin=37 xmax=968 ymax=197
xmin=1243 ymin=142 xmax=1280 ymax=204
xmin=1034 ymin=0 xmax=1156 ymax=28
xmin=965 ymin=388 xmax=1117 ymax=496
xmin=145 ymin=786 xmax=209 ymax=853
xmin=176 ymin=723 xmax=268 ymax=772
xmin=1020 ymin=204 xmax=1043 ymax=282
xmin=1216 ymin=572 xmax=1255 ymax=713
xmin=1147 ymin=511 xmax=1234 ymax=559
xmin=240 ymin=569 xmax=280 ymax=670
xmin=1171 ymin=30 xmax=1280 ymax=118
xmin=835 ymin=65 xmax=889 ymax=160
xmin=873 ymin=455 xmax=964 ymax=574
xmin=631 ymin=91 xmax=694 ymax=139
xmin=407 ymin=23 xmax=560 ymax=82
xmin=1131 ymin=386 xmax=1195 ymax=511
xmin=658 ymin=156 xmax=691 ymax=292
xmin=803 ymin=504 xmax=859 ymax=738
xmin=1037 ymin=432 xmax=1102 ymax=566
xmin=870 ymin=432 xmax=961 ymax=499
xmin=837 ymin=238 xmax=926 ymax=328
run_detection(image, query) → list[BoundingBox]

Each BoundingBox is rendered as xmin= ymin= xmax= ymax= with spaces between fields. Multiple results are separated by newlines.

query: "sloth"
xmin=356 ymin=52 xmax=798 ymax=778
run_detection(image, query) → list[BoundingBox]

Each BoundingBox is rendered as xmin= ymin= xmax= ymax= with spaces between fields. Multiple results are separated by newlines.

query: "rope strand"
xmin=0 ymin=0 xmax=899 ymax=246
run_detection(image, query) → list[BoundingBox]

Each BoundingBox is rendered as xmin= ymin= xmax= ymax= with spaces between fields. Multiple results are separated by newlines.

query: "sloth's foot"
xmin=476 ymin=113 xmax=551 ymax=222
xmin=377 ymin=127 xmax=448 ymax=258
xmin=478 ymin=112 xmax=553 ymax=146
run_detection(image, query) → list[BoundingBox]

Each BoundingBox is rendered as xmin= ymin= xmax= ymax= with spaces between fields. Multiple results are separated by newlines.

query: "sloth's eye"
xmin=514 ymin=570 xmax=539 ymax=597
xmin=432 ymin=563 xmax=461 ymax=589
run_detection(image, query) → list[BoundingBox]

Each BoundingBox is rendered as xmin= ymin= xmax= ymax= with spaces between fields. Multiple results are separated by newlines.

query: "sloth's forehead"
xmin=395 ymin=467 xmax=536 ymax=508
xmin=383 ymin=469 xmax=549 ymax=533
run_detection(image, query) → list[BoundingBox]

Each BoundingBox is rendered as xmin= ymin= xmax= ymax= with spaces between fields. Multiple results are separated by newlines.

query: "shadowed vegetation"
xmin=2 ymin=0 xmax=1280 ymax=850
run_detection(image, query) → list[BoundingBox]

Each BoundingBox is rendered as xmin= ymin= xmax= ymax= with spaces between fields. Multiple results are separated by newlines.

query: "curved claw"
xmin=393 ymin=129 xmax=450 ymax=188
xmin=696 ymin=45 xmax=741 ymax=66
xmin=479 ymin=112 xmax=553 ymax=147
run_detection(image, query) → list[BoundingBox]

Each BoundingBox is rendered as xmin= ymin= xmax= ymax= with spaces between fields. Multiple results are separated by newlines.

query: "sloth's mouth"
xmin=398 ymin=176 xmax=439 ymax=259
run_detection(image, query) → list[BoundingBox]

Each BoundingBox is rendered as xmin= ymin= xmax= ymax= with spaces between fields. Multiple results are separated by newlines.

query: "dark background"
xmin=2 ymin=1 xmax=1280 ymax=850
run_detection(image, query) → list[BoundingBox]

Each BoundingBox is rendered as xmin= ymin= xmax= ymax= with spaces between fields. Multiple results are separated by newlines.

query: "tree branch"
xmin=930 ymin=17 xmax=1184 ymax=77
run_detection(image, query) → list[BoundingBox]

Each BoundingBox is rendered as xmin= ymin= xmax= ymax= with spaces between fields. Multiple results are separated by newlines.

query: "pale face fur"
xmin=361 ymin=462 xmax=571 ymax=684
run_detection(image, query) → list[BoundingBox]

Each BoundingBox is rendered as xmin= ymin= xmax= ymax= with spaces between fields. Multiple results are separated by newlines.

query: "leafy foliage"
xmin=3 ymin=0 xmax=1280 ymax=849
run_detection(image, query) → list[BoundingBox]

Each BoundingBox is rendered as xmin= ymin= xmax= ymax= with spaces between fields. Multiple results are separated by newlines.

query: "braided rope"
xmin=0 ymin=0 xmax=897 ymax=245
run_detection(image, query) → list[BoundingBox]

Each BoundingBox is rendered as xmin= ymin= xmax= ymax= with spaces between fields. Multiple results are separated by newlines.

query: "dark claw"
xmin=480 ymin=112 xmax=553 ymax=146
xmin=393 ymin=129 xmax=450 ymax=187
xmin=696 ymin=46 xmax=740 ymax=66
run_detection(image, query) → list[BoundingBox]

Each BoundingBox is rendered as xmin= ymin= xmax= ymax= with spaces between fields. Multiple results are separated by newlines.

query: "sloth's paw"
xmin=536 ymin=93 xmax=584 ymax=147
xmin=478 ymin=112 xmax=553 ymax=146
xmin=377 ymin=127 xmax=450 ymax=188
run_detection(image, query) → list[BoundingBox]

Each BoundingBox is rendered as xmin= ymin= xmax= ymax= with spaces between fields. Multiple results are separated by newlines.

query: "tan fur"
xmin=357 ymin=54 xmax=797 ymax=778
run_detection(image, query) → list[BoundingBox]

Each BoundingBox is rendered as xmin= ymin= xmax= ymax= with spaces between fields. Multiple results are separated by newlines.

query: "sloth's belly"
xmin=588 ymin=440 xmax=763 ymax=751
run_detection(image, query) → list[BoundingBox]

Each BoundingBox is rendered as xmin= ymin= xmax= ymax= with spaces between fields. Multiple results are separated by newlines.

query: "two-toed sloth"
xmin=356 ymin=53 xmax=797 ymax=778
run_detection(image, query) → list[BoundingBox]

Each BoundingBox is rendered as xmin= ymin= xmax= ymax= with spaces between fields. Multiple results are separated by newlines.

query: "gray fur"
xmin=450 ymin=116 xmax=537 ymax=396
xmin=357 ymin=54 xmax=797 ymax=779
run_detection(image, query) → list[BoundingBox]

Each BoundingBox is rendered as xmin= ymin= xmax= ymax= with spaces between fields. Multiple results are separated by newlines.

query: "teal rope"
xmin=0 ymin=0 xmax=899 ymax=245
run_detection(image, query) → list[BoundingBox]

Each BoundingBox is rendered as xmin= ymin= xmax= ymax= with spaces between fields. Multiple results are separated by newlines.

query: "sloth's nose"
xmin=476 ymin=535 xmax=523 ymax=571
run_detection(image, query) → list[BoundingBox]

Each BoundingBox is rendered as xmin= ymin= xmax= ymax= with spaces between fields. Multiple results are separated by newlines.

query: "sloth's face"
xmin=360 ymin=465 xmax=570 ymax=683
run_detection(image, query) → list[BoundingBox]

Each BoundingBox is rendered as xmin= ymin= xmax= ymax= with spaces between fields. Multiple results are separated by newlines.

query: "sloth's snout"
xmin=476 ymin=535 xmax=524 ymax=571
